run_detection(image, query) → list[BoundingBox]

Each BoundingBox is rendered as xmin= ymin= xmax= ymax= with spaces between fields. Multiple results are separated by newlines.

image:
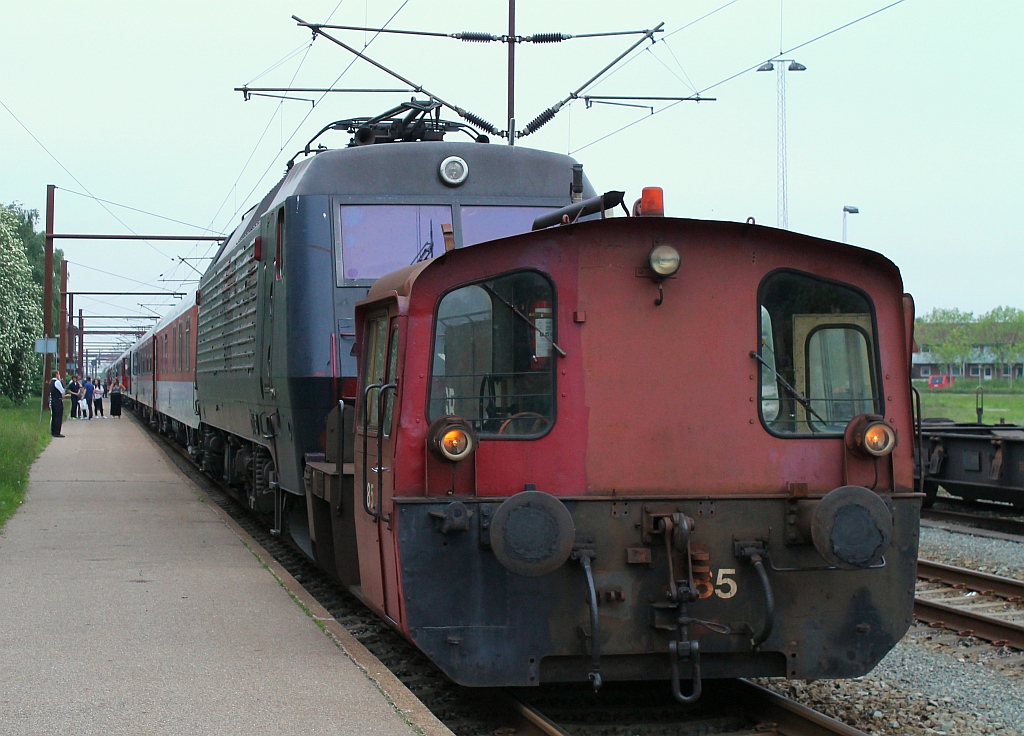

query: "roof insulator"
xmin=524 ymin=107 xmax=557 ymax=135
xmin=460 ymin=110 xmax=498 ymax=135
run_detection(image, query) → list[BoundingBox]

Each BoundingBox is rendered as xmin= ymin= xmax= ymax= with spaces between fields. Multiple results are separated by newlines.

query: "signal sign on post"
xmin=35 ymin=338 xmax=57 ymax=354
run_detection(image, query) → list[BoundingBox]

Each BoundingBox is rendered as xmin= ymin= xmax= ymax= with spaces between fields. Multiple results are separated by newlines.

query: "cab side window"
xmin=429 ymin=271 xmax=555 ymax=438
xmin=362 ymin=317 xmax=389 ymax=430
xmin=758 ymin=270 xmax=879 ymax=435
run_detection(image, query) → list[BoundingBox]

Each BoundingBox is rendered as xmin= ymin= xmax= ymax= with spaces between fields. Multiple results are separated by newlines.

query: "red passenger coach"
xmin=127 ymin=294 xmax=200 ymax=440
xmin=322 ymin=212 xmax=920 ymax=697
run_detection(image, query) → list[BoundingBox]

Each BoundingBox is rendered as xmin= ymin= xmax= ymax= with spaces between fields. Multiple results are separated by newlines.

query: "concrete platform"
xmin=0 ymin=413 xmax=435 ymax=735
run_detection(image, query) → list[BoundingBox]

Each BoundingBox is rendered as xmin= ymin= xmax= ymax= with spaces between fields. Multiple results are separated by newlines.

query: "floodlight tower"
xmin=842 ymin=205 xmax=859 ymax=243
xmin=758 ymin=59 xmax=806 ymax=230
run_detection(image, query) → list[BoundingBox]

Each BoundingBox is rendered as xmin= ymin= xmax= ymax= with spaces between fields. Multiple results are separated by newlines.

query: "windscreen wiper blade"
xmin=482 ymin=284 xmax=566 ymax=358
xmin=749 ymin=351 xmax=828 ymax=426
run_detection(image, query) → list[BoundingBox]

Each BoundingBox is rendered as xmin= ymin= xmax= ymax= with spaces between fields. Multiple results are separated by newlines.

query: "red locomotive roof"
xmin=359 ymin=216 xmax=911 ymax=499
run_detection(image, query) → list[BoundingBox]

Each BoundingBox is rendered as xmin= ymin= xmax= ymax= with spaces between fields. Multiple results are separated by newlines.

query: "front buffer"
xmin=395 ymin=489 xmax=920 ymax=696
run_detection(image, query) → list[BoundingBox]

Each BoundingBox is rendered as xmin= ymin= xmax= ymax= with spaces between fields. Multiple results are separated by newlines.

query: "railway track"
xmin=137 ymin=413 xmax=870 ymax=736
xmin=916 ymin=559 xmax=1024 ymax=650
xmin=505 ymin=679 xmax=870 ymax=735
xmin=921 ymin=505 xmax=1024 ymax=539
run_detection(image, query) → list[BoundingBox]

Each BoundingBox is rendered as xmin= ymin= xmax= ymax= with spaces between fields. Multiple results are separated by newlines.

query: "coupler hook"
xmin=578 ymin=552 xmax=602 ymax=691
xmin=669 ymin=636 xmax=701 ymax=704
xmin=660 ymin=514 xmax=702 ymax=703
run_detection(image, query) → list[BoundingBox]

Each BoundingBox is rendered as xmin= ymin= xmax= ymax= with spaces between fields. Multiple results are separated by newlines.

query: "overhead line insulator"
xmin=457 ymin=31 xmax=498 ymax=43
xmin=526 ymin=33 xmax=567 ymax=44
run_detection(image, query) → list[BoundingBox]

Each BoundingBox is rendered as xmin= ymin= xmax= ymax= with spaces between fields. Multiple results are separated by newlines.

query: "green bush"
xmin=0 ymin=397 xmax=51 ymax=531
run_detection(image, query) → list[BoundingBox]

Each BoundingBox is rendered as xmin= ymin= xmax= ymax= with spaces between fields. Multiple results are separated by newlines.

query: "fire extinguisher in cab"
xmin=530 ymin=300 xmax=553 ymax=370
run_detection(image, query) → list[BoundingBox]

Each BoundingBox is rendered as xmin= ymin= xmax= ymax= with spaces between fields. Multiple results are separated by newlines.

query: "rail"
xmin=916 ymin=559 xmax=1024 ymax=649
xmin=501 ymin=679 xmax=870 ymax=736
xmin=921 ymin=506 xmax=1024 ymax=538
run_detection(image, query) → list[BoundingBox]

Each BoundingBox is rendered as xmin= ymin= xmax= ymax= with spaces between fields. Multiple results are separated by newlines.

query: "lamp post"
xmin=842 ymin=205 xmax=859 ymax=243
xmin=758 ymin=60 xmax=806 ymax=230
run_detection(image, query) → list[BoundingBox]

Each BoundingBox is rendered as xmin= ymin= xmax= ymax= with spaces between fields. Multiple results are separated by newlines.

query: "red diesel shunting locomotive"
xmin=302 ymin=191 xmax=920 ymax=700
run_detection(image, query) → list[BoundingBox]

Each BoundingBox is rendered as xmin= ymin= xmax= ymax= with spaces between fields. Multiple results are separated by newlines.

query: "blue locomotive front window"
xmin=758 ymin=270 xmax=880 ymax=435
xmin=338 ymin=205 xmax=453 ymax=281
xmin=429 ymin=271 xmax=556 ymax=438
xmin=461 ymin=206 xmax=557 ymax=247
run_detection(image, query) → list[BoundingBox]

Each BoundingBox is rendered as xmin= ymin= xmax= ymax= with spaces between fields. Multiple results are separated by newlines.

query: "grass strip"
xmin=0 ymin=397 xmax=52 ymax=532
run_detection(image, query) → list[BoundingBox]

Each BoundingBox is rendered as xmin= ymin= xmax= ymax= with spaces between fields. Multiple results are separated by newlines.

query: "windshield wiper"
xmin=482 ymin=284 xmax=567 ymax=358
xmin=749 ymin=351 xmax=828 ymax=426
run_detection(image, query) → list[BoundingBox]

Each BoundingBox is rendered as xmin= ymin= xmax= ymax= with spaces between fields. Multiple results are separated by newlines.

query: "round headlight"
xmin=427 ymin=416 xmax=477 ymax=462
xmin=439 ymin=156 xmax=469 ymax=186
xmin=441 ymin=428 xmax=471 ymax=459
xmin=862 ymin=422 xmax=897 ymax=456
xmin=649 ymin=244 xmax=680 ymax=278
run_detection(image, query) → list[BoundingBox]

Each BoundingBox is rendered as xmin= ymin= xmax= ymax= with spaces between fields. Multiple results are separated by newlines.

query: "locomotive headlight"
xmin=441 ymin=428 xmax=472 ymax=459
xmin=439 ymin=156 xmax=469 ymax=186
xmin=846 ymin=415 xmax=897 ymax=458
xmin=863 ymin=422 xmax=897 ymax=456
xmin=649 ymin=244 xmax=680 ymax=278
xmin=427 ymin=416 xmax=477 ymax=462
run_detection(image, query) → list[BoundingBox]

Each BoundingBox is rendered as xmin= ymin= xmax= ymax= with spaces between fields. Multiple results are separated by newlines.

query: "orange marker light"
xmin=864 ymin=424 xmax=894 ymax=455
xmin=640 ymin=187 xmax=665 ymax=217
xmin=441 ymin=428 xmax=470 ymax=457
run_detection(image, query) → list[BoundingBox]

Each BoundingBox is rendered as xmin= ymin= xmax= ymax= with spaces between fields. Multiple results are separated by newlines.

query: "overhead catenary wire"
xmin=0 ymin=97 xmax=176 ymax=261
xmin=208 ymin=0 xmax=412 ymax=244
xmin=66 ymin=260 xmax=180 ymax=292
xmin=571 ymin=0 xmax=909 ymax=155
xmin=59 ymin=189 xmax=225 ymax=235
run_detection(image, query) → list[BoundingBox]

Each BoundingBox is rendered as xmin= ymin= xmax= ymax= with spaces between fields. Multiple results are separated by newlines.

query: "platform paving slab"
xmin=0 ymin=413 xmax=423 ymax=735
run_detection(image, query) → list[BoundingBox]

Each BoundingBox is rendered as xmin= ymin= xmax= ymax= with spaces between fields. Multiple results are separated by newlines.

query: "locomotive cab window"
xmin=429 ymin=271 xmax=555 ymax=438
xmin=758 ymin=271 xmax=880 ymax=435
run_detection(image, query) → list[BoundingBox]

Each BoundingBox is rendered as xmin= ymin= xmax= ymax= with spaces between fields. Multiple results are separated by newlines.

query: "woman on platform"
xmin=110 ymin=380 xmax=123 ymax=418
xmin=93 ymin=381 xmax=105 ymax=418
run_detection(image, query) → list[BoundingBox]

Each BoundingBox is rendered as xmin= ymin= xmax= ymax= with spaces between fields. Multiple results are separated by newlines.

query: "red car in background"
xmin=929 ymin=375 xmax=955 ymax=389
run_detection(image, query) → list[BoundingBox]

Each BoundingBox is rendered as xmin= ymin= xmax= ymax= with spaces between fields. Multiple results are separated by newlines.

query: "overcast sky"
xmin=2 ymin=1 xmax=1021 ymax=359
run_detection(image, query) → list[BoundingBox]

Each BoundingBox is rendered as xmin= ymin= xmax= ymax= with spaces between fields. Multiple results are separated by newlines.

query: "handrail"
xmin=361 ymin=383 xmax=381 ymax=517
xmin=376 ymin=383 xmax=398 ymax=523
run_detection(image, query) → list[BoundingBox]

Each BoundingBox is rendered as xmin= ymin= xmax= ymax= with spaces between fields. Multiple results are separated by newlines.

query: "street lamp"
xmin=842 ymin=205 xmax=859 ymax=243
xmin=758 ymin=59 xmax=807 ymax=229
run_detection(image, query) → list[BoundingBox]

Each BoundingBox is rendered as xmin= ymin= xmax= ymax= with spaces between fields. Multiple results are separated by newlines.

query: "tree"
xmin=933 ymin=324 xmax=973 ymax=378
xmin=0 ymin=209 xmax=44 ymax=403
xmin=919 ymin=308 xmax=974 ymax=376
xmin=4 ymin=203 xmax=62 ymax=336
xmin=979 ymin=306 xmax=1024 ymax=387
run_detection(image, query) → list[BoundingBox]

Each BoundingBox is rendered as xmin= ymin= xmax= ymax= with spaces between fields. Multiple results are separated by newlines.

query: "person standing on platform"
xmin=83 ymin=376 xmax=95 ymax=419
xmin=109 ymin=380 xmax=123 ymax=418
xmin=67 ymin=375 xmax=81 ymax=420
xmin=49 ymin=370 xmax=69 ymax=437
xmin=93 ymin=380 xmax=105 ymax=418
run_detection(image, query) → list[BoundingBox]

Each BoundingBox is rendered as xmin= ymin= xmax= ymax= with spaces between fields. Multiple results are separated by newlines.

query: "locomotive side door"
xmin=354 ymin=308 xmax=402 ymax=621
xmin=257 ymin=208 xmax=284 ymax=403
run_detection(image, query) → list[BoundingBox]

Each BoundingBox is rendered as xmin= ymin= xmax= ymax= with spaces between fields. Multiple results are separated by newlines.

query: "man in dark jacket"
xmin=68 ymin=375 xmax=81 ymax=419
xmin=49 ymin=370 xmax=69 ymax=437
xmin=83 ymin=377 xmax=95 ymax=419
